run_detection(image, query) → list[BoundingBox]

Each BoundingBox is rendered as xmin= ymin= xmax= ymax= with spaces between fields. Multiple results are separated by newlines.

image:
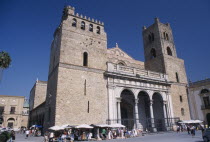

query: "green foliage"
xmin=0 ymin=131 xmax=11 ymax=142
xmin=0 ymin=51 xmax=12 ymax=69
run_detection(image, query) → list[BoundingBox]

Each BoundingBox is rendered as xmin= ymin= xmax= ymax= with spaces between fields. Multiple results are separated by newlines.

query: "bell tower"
xmin=142 ymin=18 xmax=190 ymax=120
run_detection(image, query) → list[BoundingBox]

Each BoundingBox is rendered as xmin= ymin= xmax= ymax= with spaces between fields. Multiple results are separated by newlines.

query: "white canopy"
xmin=95 ymin=124 xmax=110 ymax=128
xmin=109 ymin=123 xmax=125 ymax=128
xmin=75 ymin=124 xmax=93 ymax=129
xmin=49 ymin=126 xmax=64 ymax=131
xmin=178 ymin=120 xmax=203 ymax=124
xmin=60 ymin=124 xmax=72 ymax=129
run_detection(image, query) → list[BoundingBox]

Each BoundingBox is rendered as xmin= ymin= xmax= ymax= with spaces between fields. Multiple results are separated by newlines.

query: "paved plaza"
xmin=15 ymin=131 xmax=204 ymax=142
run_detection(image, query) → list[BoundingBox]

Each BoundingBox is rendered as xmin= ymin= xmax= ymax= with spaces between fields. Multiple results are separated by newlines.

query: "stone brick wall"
xmin=30 ymin=81 xmax=47 ymax=110
xmin=55 ymin=67 xmax=107 ymax=126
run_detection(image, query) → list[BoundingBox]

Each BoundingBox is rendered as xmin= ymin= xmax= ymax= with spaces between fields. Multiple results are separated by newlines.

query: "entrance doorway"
xmin=153 ymin=93 xmax=165 ymax=131
xmin=120 ymin=89 xmax=135 ymax=130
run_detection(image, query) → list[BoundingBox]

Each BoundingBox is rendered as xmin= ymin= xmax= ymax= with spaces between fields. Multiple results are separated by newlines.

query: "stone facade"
xmin=29 ymin=80 xmax=47 ymax=111
xmin=143 ymin=18 xmax=190 ymax=121
xmin=188 ymin=79 xmax=210 ymax=125
xmin=36 ymin=6 xmax=191 ymax=132
xmin=0 ymin=95 xmax=29 ymax=129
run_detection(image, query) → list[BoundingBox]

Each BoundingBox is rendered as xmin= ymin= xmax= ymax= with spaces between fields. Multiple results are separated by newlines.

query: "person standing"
xmin=25 ymin=129 xmax=29 ymax=139
xmin=11 ymin=130 xmax=15 ymax=141
xmin=102 ymin=128 xmax=106 ymax=140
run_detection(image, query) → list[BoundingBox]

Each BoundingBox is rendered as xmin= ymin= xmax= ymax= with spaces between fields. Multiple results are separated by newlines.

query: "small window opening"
xmin=203 ymin=97 xmax=210 ymax=107
xmin=83 ymin=52 xmax=88 ymax=66
xmin=150 ymin=48 xmax=156 ymax=59
xmin=87 ymin=101 xmax=89 ymax=113
xmin=72 ymin=18 xmax=77 ymax=27
xmin=96 ymin=26 xmax=100 ymax=34
xmin=81 ymin=21 xmax=85 ymax=30
xmin=167 ymin=47 xmax=172 ymax=56
xmin=10 ymin=107 xmax=15 ymax=114
xmin=176 ymin=72 xmax=179 ymax=82
xmin=180 ymin=96 xmax=183 ymax=102
xmin=181 ymin=108 xmax=184 ymax=116
xmin=84 ymin=79 xmax=86 ymax=96
xmin=89 ymin=24 xmax=93 ymax=32
xmin=48 ymin=107 xmax=51 ymax=121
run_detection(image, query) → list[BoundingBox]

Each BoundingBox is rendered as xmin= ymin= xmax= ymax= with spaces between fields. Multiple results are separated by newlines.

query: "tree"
xmin=0 ymin=51 xmax=12 ymax=69
xmin=0 ymin=51 xmax=12 ymax=81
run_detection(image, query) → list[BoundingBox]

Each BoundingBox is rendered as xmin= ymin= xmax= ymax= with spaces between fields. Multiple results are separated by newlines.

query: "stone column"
xmin=134 ymin=99 xmax=142 ymax=129
xmin=116 ymin=97 xmax=121 ymax=123
xmin=150 ymin=100 xmax=157 ymax=132
xmin=163 ymin=101 xmax=169 ymax=130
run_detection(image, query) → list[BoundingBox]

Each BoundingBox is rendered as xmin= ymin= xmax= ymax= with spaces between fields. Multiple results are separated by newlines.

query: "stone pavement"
xmin=15 ymin=131 xmax=204 ymax=142
xmin=15 ymin=133 xmax=44 ymax=142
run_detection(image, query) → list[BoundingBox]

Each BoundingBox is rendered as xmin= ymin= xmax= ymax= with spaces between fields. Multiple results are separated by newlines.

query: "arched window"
xmin=176 ymin=72 xmax=179 ymax=82
xmin=150 ymin=48 xmax=156 ymax=59
xmin=201 ymin=89 xmax=209 ymax=94
xmin=148 ymin=35 xmax=152 ymax=42
xmin=89 ymin=24 xmax=93 ymax=32
xmin=181 ymin=108 xmax=184 ymax=116
xmin=96 ymin=26 xmax=100 ymax=34
xmin=148 ymin=33 xmax=154 ymax=42
xmin=180 ymin=95 xmax=183 ymax=102
xmin=151 ymin=33 xmax=154 ymax=41
xmin=81 ymin=21 xmax=85 ymax=30
xmin=166 ymin=33 xmax=169 ymax=40
xmin=72 ymin=18 xmax=77 ymax=27
xmin=167 ymin=47 xmax=172 ymax=56
xmin=83 ymin=52 xmax=88 ymax=67
xmin=118 ymin=61 xmax=126 ymax=66
xmin=163 ymin=32 xmax=169 ymax=40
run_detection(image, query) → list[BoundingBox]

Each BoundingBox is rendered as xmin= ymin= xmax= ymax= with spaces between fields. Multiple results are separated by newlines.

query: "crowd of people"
xmin=43 ymin=127 xmax=143 ymax=142
xmin=176 ymin=124 xmax=204 ymax=137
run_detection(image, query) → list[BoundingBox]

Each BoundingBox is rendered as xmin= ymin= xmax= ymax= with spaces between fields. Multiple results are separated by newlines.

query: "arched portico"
xmin=152 ymin=92 xmax=166 ymax=131
xmin=120 ymin=89 xmax=135 ymax=130
xmin=138 ymin=91 xmax=151 ymax=130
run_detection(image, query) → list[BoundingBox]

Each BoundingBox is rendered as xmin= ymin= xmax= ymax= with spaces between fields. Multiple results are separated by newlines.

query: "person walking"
xmin=191 ymin=126 xmax=195 ymax=137
xmin=187 ymin=125 xmax=190 ymax=134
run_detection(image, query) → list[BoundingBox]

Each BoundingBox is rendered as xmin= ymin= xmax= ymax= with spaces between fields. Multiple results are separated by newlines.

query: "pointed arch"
xmin=72 ymin=18 xmax=77 ymax=27
xmin=81 ymin=21 xmax=85 ymax=30
xmin=167 ymin=47 xmax=172 ymax=56
xmin=89 ymin=24 xmax=93 ymax=32
xmin=150 ymin=48 xmax=156 ymax=59
xmin=83 ymin=52 xmax=88 ymax=67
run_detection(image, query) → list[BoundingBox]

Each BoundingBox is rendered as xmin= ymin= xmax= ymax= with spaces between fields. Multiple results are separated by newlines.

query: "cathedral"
xmin=29 ymin=5 xmax=190 ymax=132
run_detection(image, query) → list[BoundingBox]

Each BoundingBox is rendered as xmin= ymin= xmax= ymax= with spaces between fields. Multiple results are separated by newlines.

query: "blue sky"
xmin=0 ymin=0 xmax=210 ymax=98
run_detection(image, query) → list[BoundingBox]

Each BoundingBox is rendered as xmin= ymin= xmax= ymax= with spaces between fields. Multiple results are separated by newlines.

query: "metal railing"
xmin=107 ymin=118 xmax=180 ymax=132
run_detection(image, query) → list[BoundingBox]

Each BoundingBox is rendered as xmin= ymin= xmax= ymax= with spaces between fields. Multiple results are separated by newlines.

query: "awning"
xmin=75 ymin=124 xmax=93 ymax=129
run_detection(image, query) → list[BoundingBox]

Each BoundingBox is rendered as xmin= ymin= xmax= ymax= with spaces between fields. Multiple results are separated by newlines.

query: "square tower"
xmin=44 ymin=6 xmax=108 ymax=130
xmin=142 ymin=18 xmax=190 ymax=120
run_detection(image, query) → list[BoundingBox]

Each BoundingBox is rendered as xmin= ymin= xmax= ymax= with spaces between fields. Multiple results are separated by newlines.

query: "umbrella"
xmin=49 ymin=126 xmax=64 ymax=131
xmin=109 ymin=123 xmax=125 ymax=128
xmin=178 ymin=120 xmax=203 ymax=124
xmin=95 ymin=124 xmax=110 ymax=128
xmin=61 ymin=124 xmax=73 ymax=129
xmin=75 ymin=124 xmax=93 ymax=129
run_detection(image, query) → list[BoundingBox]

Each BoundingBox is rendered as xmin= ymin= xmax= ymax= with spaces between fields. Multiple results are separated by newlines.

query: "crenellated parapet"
xmin=59 ymin=5 xmax=106 ymax=38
